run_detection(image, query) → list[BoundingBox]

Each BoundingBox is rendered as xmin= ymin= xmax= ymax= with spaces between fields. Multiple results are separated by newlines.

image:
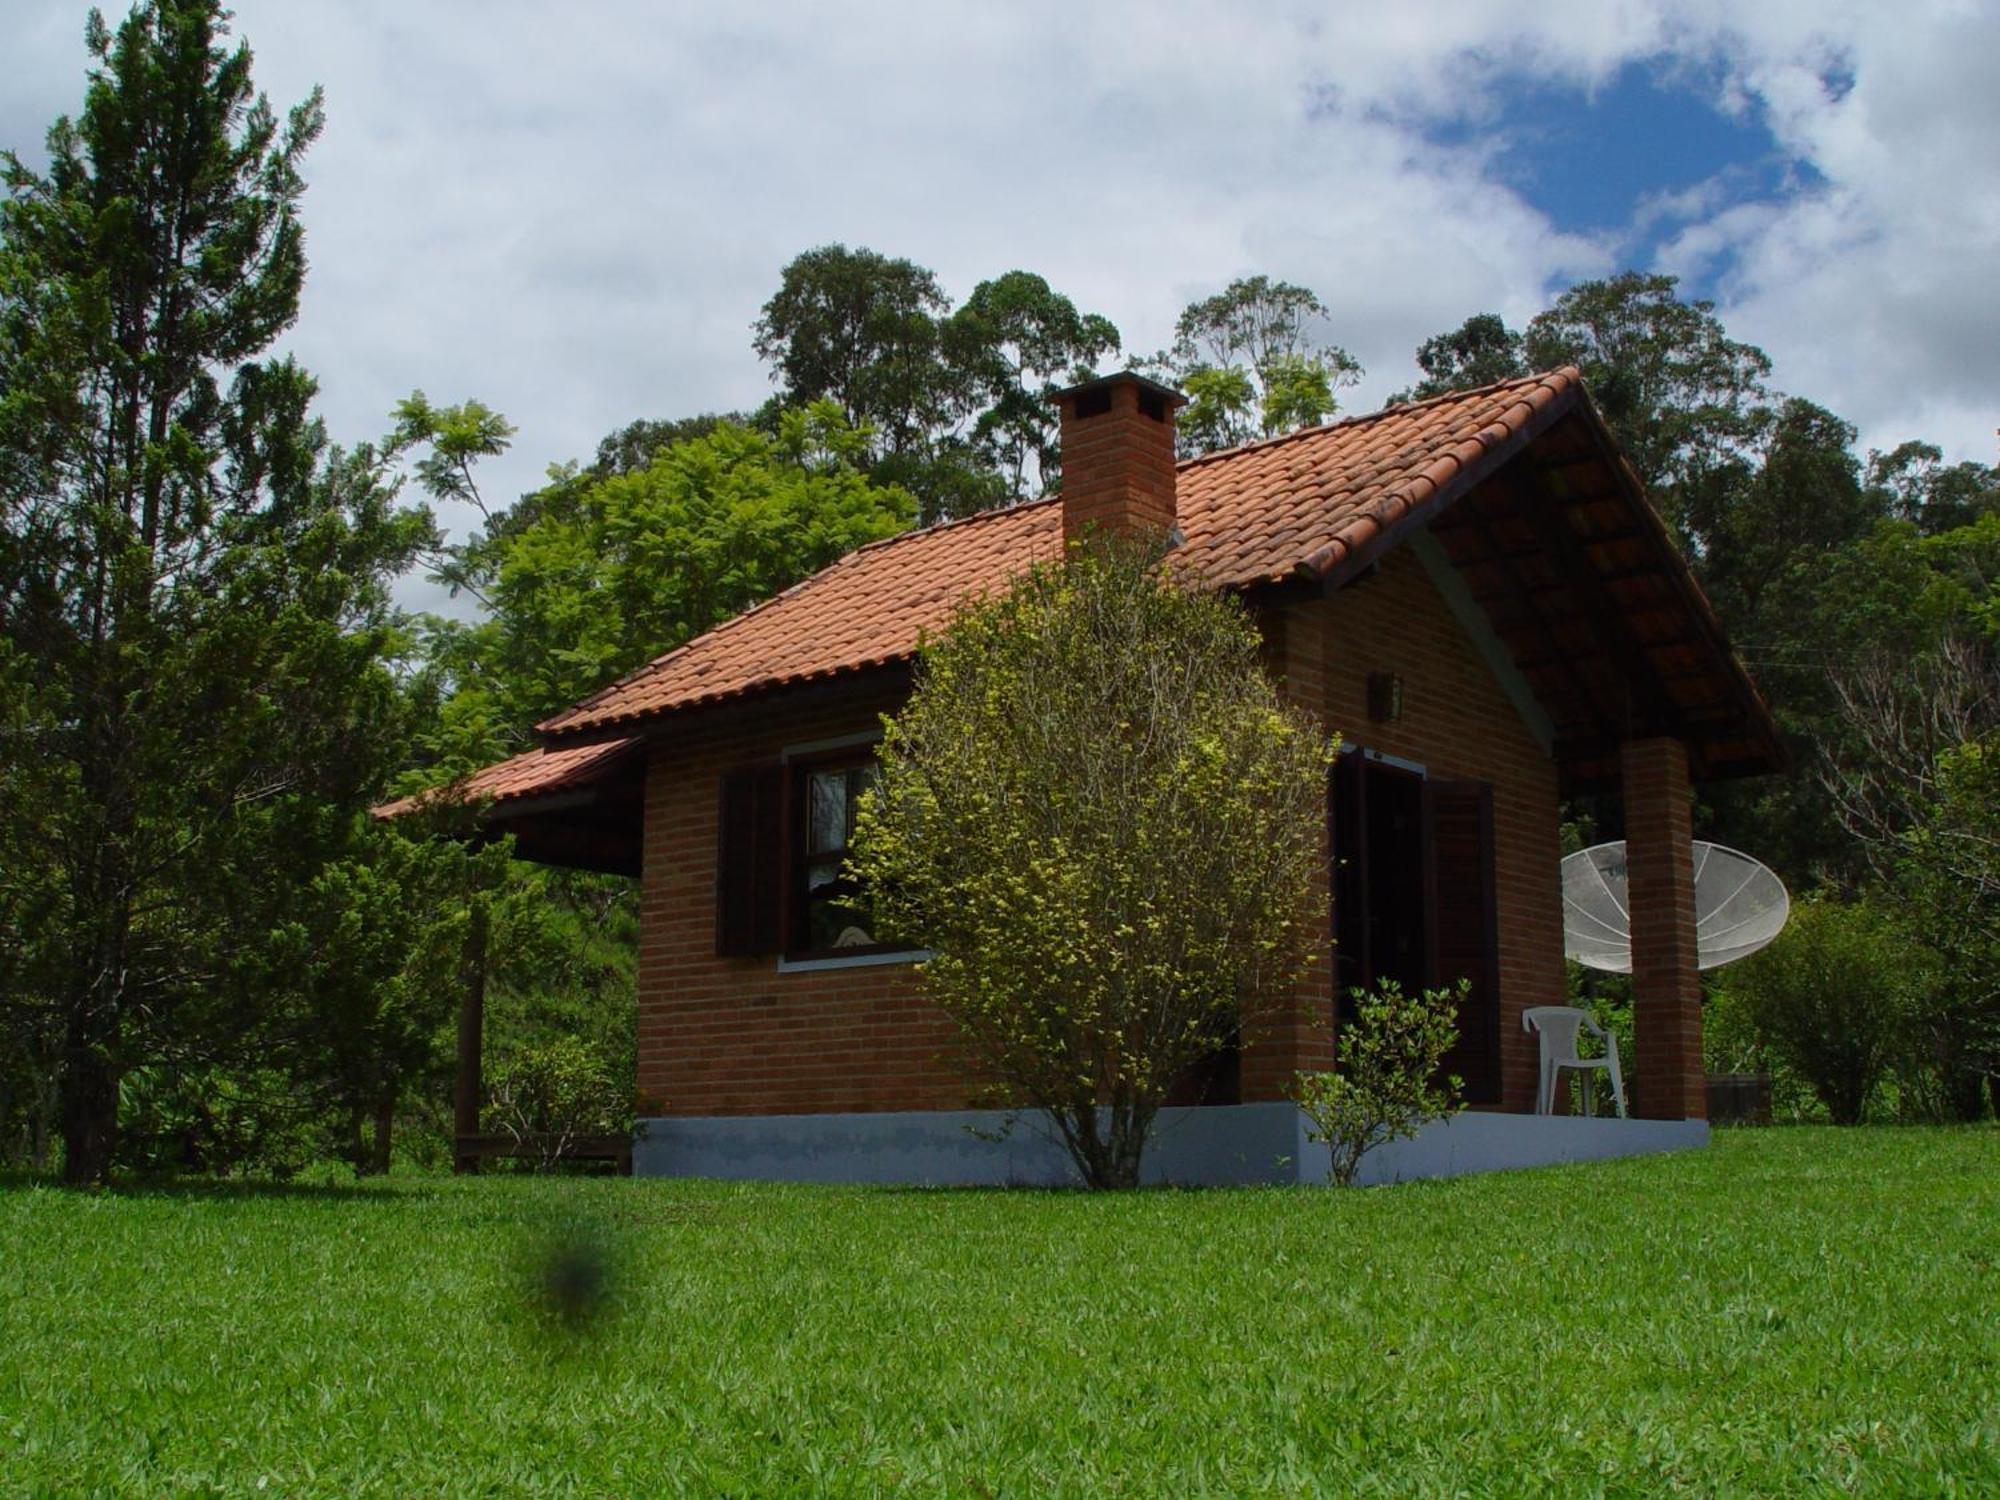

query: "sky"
xmin=5 ymin=1 xmax=1996 ymax=616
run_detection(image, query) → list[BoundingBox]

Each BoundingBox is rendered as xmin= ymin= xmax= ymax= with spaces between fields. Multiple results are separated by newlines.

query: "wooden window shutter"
xmin=716 ymin=764 xmax=784 ymax=957
xmin=1426 ymin=780 xmax=1502 ymax=1104
xmin=1329 ymin=749 xmax=1368 ymax=1019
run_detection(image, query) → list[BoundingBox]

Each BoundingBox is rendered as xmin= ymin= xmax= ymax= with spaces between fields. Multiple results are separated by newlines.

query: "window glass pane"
xmin=805 ymin=858 xmax=873 ymax=951
xmin=809 ymin=770 xmax=847 ymax=854
xmin=846 ymin=765 xmax=879 ymax=843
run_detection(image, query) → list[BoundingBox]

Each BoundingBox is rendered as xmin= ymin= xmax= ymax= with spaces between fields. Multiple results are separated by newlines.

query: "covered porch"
xmin=1238 ymin=379 xmax=1784 ymax=1135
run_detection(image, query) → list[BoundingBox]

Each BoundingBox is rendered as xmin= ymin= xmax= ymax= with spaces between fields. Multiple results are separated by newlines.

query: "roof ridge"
xmin=848 ymin=491 xmax=1061 ymax=558
xmin=1174 ymin=366 xmax=1581 ymax=473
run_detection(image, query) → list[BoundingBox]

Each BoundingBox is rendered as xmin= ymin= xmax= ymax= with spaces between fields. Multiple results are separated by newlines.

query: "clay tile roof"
xmin=371 ymin=737 xmax=641 ymax=819
xmin=538 ymin=499 xmax=1069 ymax=737
xmin=539 ymin=368 xmax=1584 ymax=741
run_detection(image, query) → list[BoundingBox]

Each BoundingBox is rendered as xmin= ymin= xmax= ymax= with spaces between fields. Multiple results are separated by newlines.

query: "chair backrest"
xmin=1522 ymin=1005 xmax=1591 ymax=1064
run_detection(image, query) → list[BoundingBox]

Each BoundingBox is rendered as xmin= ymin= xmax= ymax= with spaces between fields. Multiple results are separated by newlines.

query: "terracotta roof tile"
xmin=372 ymin=737 xmax=641 ymax=819
xmin=539 ymin=368 xmax=1584 ymax=740
xmin=539 ymin=499 xmax=1069 ymax=736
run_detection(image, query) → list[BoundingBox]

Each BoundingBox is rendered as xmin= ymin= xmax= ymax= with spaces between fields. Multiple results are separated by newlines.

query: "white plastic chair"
xmin=1522 ymin=1006 xmax=1627 ymax=1118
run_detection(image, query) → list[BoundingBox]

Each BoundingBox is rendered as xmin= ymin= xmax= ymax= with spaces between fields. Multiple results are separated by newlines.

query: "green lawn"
xmin=2 ymin=1129 xmax=1995 ymax=1496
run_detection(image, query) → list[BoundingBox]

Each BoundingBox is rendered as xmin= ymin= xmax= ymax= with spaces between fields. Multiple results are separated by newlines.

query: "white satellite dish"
xmin=1561 ymin=841 xmax=1789 ymax=973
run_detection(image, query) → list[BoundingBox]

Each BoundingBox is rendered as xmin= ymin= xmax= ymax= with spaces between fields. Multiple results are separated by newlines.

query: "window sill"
xmin=776 ymin=948 xmax=930 ymax=974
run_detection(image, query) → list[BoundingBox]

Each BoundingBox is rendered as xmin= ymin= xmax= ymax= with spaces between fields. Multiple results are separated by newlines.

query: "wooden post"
xmin=453 ymin=895 xmax=490 ymax=1174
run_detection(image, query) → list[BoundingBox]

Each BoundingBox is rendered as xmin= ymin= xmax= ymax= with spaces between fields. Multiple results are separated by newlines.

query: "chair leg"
xmin=1606 ymin=1050 xmax=1628 ymax=1119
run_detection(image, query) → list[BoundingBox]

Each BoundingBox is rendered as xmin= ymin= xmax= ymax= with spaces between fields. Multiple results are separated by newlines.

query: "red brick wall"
xmin=637 ymin=689 xmax=975 ymax=1116
xmin=636 ymin=545 xmax=1568 ymax=1118
xmin=1252 ymin=548 xmax=1567 ymax=1113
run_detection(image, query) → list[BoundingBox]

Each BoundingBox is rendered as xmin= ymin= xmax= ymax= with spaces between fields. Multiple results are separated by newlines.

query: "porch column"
xmin=1621 ymin=736 xmax=1705 ymax=1119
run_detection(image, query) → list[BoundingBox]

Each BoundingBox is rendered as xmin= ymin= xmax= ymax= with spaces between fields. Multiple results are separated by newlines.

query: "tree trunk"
xmin=1104 ymin=1099 xmax=1152 ymax=1190
xmin=365 ymin=1093 xmax=395 ymax=1176
xmin=1944 ymin=1067 xmax=1989 ymax=1124
xmin=1052 ymin=1093 xmax=1158 ymax=1189
xmin=58 ymin=1045 xmax=118 ymax=1186
xmin=346 ymin=1107 xmax=369 ymax=1175
xmin=453 ymin=897 xmax=490 ymax=1174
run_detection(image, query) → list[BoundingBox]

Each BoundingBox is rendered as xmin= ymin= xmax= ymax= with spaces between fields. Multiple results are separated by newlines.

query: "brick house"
xmin=390 ymin=368 xmax=1782 ymax=1185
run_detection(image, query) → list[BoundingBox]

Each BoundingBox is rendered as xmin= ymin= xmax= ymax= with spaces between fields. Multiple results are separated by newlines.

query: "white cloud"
xmin=4 ymin=0 xmax=1993 ymax=617
xmin=1646 ymin=2 xmax=2000 ymax=463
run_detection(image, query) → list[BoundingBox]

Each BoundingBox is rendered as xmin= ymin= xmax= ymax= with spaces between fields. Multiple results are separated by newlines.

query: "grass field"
xmin=2 ymin=1128 xmax=1996 ymax=1496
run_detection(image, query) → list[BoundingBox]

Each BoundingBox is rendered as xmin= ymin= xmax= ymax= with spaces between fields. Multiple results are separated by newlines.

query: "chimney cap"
xmin=1049 ymin=369 xmax=1188 ymax=411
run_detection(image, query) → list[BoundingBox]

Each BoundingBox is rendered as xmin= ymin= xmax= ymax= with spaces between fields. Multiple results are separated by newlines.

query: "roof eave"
xmin=1299 ymin=374 xmax=1584 ymax=590
xmin=1559 ymin=393 xmax=1788 ymax=780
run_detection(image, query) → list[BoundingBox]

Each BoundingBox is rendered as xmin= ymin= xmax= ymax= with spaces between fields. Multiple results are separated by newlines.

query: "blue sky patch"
xmin=1429 ymin=58 xmax=1818 ymax=290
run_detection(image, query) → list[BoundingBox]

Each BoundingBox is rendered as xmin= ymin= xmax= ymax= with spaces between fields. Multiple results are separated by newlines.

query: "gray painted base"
xmin=633 ymin=1104 xmax=1707 ymax=1188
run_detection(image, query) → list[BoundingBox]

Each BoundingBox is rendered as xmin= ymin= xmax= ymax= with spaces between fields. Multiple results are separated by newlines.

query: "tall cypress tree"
xmin=0 ymin=2 xmax=430 ymax=1181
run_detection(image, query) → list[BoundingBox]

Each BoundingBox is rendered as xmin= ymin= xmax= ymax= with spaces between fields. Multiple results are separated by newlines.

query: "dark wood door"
xmin=1331 ymin=752 xmax=1427 ymax=1018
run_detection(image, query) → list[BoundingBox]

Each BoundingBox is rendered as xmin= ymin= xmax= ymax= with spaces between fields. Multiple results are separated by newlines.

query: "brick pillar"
xmin=1622 ymin=736 xmax=1705 ymax=1119
xmin=1240 ymin=604 xmax=1335 ymax=1100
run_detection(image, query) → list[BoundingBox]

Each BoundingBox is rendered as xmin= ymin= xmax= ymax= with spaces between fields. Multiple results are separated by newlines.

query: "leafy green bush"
xmin=1726 ymin=898 xmax=1920 ymax=1124
xmin=115 ymin=1067 xmax=328 ymax=1178
xmin=1701 ymin=982 xmax=1825 ymax=1123
xmin=483 ymin=1037 xmax=632 ymax=1171
xmin=1295 ymin=980 xmax=1464 ymax=1186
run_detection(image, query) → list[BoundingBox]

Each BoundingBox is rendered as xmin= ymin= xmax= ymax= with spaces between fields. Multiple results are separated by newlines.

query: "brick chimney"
xmin=1051 ymin=371 xmax=1187 ymax=548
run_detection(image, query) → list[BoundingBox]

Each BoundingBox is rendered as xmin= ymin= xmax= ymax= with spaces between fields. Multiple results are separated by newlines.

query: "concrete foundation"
xmin=633 ymin=1104 xmax=1707 ymax=1188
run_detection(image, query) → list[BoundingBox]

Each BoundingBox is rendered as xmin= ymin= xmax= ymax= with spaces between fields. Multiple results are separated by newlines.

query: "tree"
xmin=1697 ymin=398 xmax=1886 ymax=637
xmin=1865 ymin=441 xmax=2000 ymax=537
xmin=0 ymin=1 xmax=431 ymax=1182
xmin=1773 ymin=512 xmax=1999 ymax=880
xmin=1395 ymin=312 xmax=1528 ymax=402
xmin=1162 ymin=276 xmax=1362 ymax=455
xmin=1897 ymin=735 xmax=2000 ymax=1117
xmin=851 ymin=540 xmax=1332 ymax=1189
xmin=1807 ymin=512 xmax=2000 ymax=1118
xmin=590 ymin=413 xmax=742 ymax=478
xmin=751 ymin=244 xmax=958 ymax=465
xmin=752 ymin=248 xmax=1123 ymax=521
xmin=1176 ymin=363 xmax=1258 ymax=457
xmin=946 ymin=270 xmax=1119 ymax=497
xmin=408 ymin=400 xmax=916 ymax=769
xmin=254 ymin=824 xmax=498 ymax=1175
xmin=1523 ymin=272 xmax=1773 ymax=544
xmin=1724 ymin=899 xmax=1922 ymax=1124
xmin=371 ymin=395 xmax=915 ymax=1177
